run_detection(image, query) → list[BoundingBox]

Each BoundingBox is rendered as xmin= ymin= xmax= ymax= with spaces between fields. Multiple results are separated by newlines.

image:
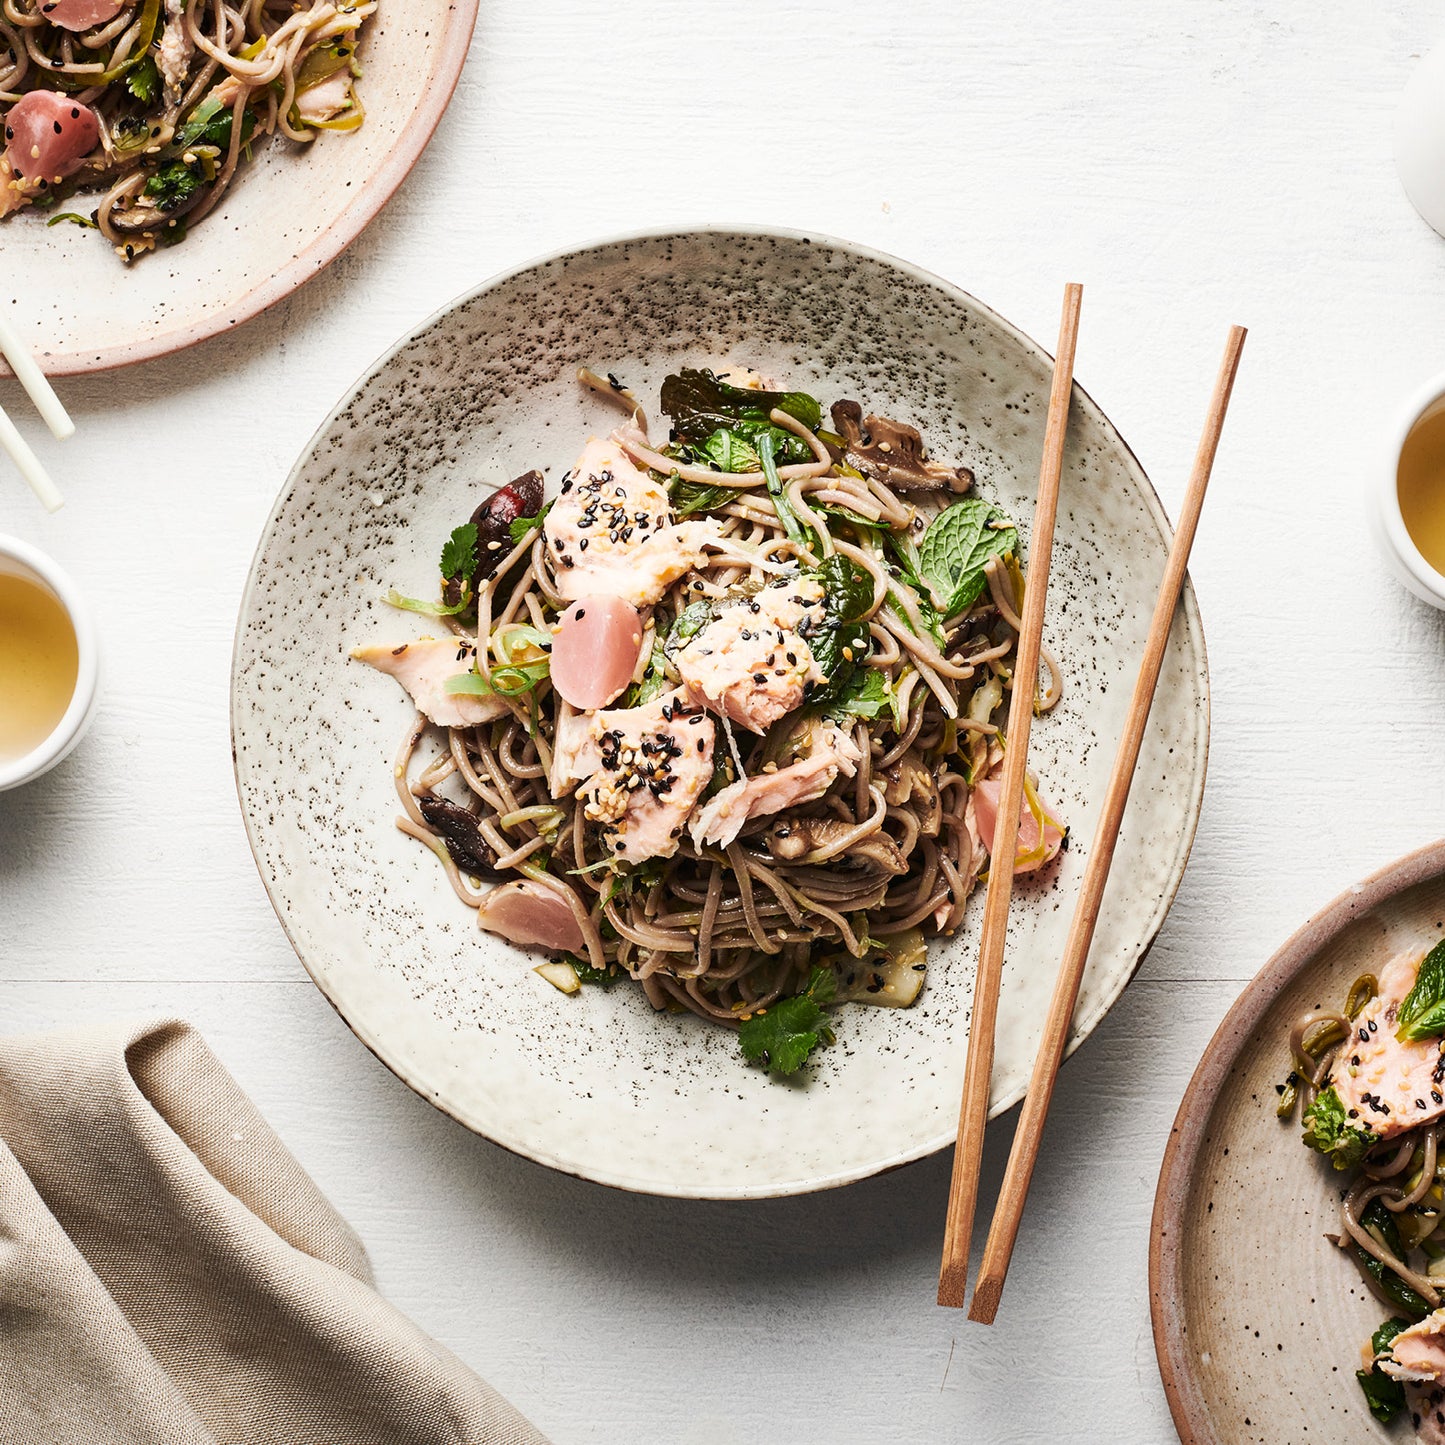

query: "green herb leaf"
xmin=562 ymin=954 xmax=621 ymax=986
xmin=698 ymin=428 xmax=760 ymax=473
xmin=383 ymin=589 xmax=472 ymax=616
xmin=439 ymin=522 xmax=479 ymax=585
xmin=737 ymin=967 xmax=836 ymax=1076
xmin=1357 ymin=1364 xmax=1406 ymax=1425
xmin=824 ymin=666 xmax=892 ymax=722
xmin=1356 ymin=1199 xmax=1435 ymax=1321
xmin=125 ymin=55 xmax=159 ymax=103
xmin=1373 ymin=1317 xmax=1411 ymax=1356
xmin=1301 ymin=1084 xmax=1374 ymax=1171
xmin=757 ymin=429 xmax=809 ymax=550
xmin=913 ymin=498 xmax=1018 ymax=616
xmin=805 ymin=555 xmax=873 ymax=709
xmin=174 ymin=94 xmax=255 ymax=152
xmin=670 ymin=476 xmax=734 ymax=517
xmin=143 ymin=160 xmax=203 ymax=213
xmin=508 ymin=499 xmax=553 ymax=545
xmin=660 ymin=369 xmax=822 ymax=455
xmin=1397 ymin=940 xmax=1445 ymax=1042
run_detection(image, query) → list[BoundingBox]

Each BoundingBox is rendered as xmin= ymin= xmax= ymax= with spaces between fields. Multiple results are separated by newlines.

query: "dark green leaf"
xmin=1357 ymin=1198 xmax=1434 ymax=1321
xmin=824 ymin=666 xmax=892 ymax=723
xmin=661 ymin=368 xmax=822 ymax=454
xmin=1357 ymin=1365 xmax=1405 ymax=1425
xmin=1301 ymin=1084 xmax=1375 ymax=1170
xmin=440 ymin=522 xmax=479 ymax=585
xmin=757 ymin=430 xmax=809 ymax=550
xmin=143 ymin=160 xmax=202 ymax=213
xmin=804 ymin=555 xmax=873 ymax=709
xmin=1373 ymin=1317 xmax=1411 ymax=1356
xmin=563 ymin=955 xmax=621 ymax=986
xmin=737 ymin=967 xmax=836 ymax=1076
xmin=174 ymin=95 xmax=253 ymax=152
xmin=914 ymin=497 xmax=1019 ymax=615
xmin=669 ymin=476 xmax=735 ymax=517
xmin=1397 ymin=940 xmax=1445 ymax=1041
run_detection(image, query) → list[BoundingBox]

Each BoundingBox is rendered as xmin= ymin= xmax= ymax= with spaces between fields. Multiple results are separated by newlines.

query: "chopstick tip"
xmin=937 ymin=1266 xmax=968 ymax=1310
xmin=967 ymin=1275 xmax=1003 ymax=1324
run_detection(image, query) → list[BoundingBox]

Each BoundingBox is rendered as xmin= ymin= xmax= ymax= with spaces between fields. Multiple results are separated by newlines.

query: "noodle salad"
xmin=1287 ymin=939 xmax=1445 ymax=1437
xmin=0 ymin=0 xmax=373 ymax=259
xmin=354 ymin=367 xmax=1068 ymax=1076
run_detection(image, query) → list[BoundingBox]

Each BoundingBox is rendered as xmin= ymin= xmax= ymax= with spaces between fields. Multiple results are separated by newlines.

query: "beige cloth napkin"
xmin=0 ymin=1017 xmax=549 ymax=1445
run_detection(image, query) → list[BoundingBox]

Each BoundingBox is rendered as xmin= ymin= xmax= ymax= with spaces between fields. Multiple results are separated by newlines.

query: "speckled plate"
xmin=1152 ymin=839 xmax=1445 ymax=1443
xmin=5 ymin=0 xmax=478 ymax=378
xmin=232 ymin=227 xmax=1210 ymax=1199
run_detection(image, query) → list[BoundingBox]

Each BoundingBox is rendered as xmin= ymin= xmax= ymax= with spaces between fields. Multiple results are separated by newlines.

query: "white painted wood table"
xmin=5 ymin=3 xmax=1445 ymax=1440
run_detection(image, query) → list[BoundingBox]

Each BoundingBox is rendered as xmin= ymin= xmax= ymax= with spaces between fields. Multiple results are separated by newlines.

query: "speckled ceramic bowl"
xmin=1152 ymin=839 xmax=1445 ymax=1444
xmin=232 ymin=227 xmax=1210 ymax=1199
xmin=4 ymin=0 xmax=478 ymax=378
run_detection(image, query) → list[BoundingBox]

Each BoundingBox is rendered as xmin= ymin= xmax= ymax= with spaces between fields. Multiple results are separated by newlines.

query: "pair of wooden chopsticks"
xmin=0 ymin=313 xmax=73 ymax=512
xmin=937 ymin=284 xmax=1247 ymax=1320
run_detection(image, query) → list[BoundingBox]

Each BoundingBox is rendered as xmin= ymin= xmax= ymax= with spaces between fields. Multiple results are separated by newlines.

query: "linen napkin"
xmin=0 ymin=1016 xmax=549 ymax=1445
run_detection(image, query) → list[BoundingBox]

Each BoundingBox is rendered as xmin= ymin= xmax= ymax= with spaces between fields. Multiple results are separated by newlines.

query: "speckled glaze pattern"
xmin=4 ymin=0 xmax=478 ymax=378
xmin=232 ymin=228 xmax=1210 ymax=1199
xmin=1152 ymin=839 xmax=1445 ymax=1445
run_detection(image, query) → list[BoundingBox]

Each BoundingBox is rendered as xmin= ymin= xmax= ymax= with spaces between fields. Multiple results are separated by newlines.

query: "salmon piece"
xmin=352 ymin=637 xmax=509 ymax=729
xmin=973 ymin=773 xmax=1066 ymax=875
xmin=475 ymin=880 xmax=586 ymax=953
xmin=543 ymin=435 xmax=716 ymax=608
xmin=38 ymin=0 xmax=122 ymax=31
xmin=690 ymin=723 xmax=862 ymax=849
xmin=676 ymin=578 xmax=826 ymax=734
xmin=560 ymin=689 xmax=716 ymax=864
xmin=1383 ymin=1311 xmax=1445 ymax=1383
xmin=1332 ymin=950 xmax=1445 ymax=1142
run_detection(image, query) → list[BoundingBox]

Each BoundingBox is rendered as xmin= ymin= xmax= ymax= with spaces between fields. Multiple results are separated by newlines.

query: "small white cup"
xmin=0 ymin=535 xmax=100 ymax=790
xmin=1375 ymin=374 xmax=1445 ymax=611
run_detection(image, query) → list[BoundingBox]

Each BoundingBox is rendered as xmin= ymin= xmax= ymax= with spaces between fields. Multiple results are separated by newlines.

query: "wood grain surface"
xmin=3 ymin=3 xmax=1445 ymax=1440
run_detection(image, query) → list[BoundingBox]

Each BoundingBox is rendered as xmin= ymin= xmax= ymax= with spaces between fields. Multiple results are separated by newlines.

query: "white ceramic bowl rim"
xmin=1379 ymin=370 xmax=1445 ymax=602
xmin=232 ymin=223 xmax=1212 ymax=1198
xmin=0 ymin=533 xmax=99 ymax=789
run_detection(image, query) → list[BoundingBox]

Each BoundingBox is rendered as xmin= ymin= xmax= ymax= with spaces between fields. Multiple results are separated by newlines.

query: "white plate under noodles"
xmin=232 ymin=227 xmax=1210 ymax=1199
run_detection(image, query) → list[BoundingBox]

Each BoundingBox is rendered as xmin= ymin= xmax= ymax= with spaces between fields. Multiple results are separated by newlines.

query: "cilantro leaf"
xmin=439 ymin=523 xmax=479 ymax=585
xmin=125 ymin=55 xmax=159 ymax=103
xmin=913 ymin=497 xmax=1019 ymax=616
xmin=143 ymin=160 xmax=202 ymax=213
xmin=508 ymin=498 xmax=553 ymax=545
xmin=174 ymin=94 xmax=254 ymax=152
xmin=1301 ymin=1084 xmax=1374 ymax=1170
xmin=737 ymin=967 xmax=836 ymax=1076
xmin=1397 ymin=940 xmax=1445 ymax=1041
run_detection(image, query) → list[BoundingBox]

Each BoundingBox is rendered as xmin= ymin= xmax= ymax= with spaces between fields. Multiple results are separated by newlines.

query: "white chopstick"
xmin=0 ymin=312 xmax=69 ymax=511
xmin=0 ymin=313 xmax=73 ymax=440
xmin=0 ymin=401 xmax=63 ymax=512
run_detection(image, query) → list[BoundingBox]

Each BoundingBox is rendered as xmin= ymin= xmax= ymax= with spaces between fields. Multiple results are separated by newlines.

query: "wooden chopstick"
xmin=937 ymin=282 xmax=1083 ymax=1309
xmin=967 ymin=324 xmax=1248 ymax=1325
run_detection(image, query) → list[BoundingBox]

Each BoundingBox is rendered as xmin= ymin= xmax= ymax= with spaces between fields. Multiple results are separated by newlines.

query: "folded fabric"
xmin=0 ymin=1017 xmax=549 ymax=1445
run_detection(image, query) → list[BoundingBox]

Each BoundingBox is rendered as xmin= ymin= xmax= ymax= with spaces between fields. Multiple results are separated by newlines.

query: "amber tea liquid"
xmin=0 ymin=571 xmax=78 ymax=764
xmin=1398 ymin=400 xmax=1445 ymax=576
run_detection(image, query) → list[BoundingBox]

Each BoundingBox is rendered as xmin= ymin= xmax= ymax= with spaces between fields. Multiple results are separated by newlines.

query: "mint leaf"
xmin=1397 ymin=940 xmax=1445 ymax=1041
xmin=914 ymin=498 xmax=1018 ymax=616
xmin=737 ymin=967 xmax=836 ymax=1076
xmin=1357 ymin=1362 xmax=1406 ymax=1425
xmin=439 ymin=522 xmax=479 ymax=584
xmin=1301 ymin=1084 xmax=1374 ymax=1170
xmin=804 ymin=555 xmax=873 ymax=708
xmin=1356 ymin=1199 xmax=1435 ymax=1321
xmin=508 ymin=498 xmax=553 ymax=545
